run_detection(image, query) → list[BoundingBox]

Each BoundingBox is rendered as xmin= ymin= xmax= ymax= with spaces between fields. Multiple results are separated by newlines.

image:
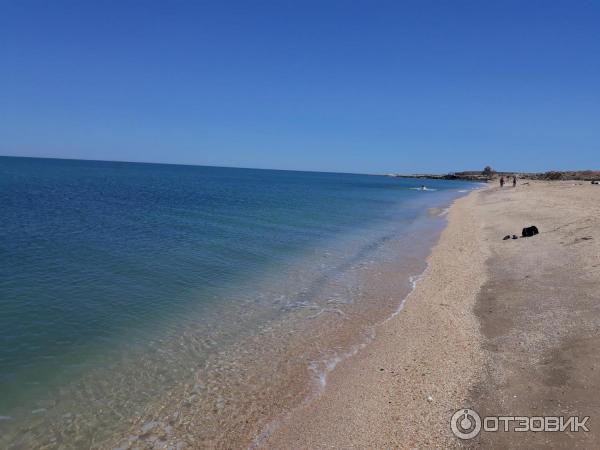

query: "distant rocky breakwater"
xmin=385 ymin=171 xmax=491 ymax=182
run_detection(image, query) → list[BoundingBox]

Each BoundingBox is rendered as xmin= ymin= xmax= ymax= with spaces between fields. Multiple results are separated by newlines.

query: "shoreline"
xmin=8 ymin=179 xmax=596 ymax=448
xmin=263 ymin=179 xmax=600 ymax=448
xmin=4 ymin=162 xmax=483 ymax=450
xmin=0 ymin=182 xmax=499 ymax=450
xmin=100 ymin=187 xmax=468 ymax=450
xmin=250 ymin=248 xmax=435 ymax=449
xmin=262 ymin=189 xmax=489 ymax=448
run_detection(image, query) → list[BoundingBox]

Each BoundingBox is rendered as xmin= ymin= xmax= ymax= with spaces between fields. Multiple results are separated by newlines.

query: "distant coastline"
xmin=385 ymin=169 xmax=600 ymax=182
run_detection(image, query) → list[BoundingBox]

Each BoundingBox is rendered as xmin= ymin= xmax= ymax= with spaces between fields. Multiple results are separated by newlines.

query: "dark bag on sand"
xmin=522 ymin=226 xmax=539 ymax=237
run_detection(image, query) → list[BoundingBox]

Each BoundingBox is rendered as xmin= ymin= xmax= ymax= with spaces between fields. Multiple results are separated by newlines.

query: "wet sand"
xmin=265 ymin=180 xmax=600 ymax=448
xmin=264 ymin=190 xmax=488 ymax=448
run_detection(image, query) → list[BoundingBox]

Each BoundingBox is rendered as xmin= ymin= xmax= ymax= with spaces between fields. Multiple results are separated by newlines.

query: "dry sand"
xmin=264 ymin=180 xmax=600 ymax=449
xmin=469 ymin=180 xmax=600 ymax=449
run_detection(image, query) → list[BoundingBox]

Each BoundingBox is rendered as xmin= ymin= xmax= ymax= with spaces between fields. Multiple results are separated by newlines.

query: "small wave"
xmin=387 ymin=265 xmax=429 ymax=321
xmin=308 ymin=327 xmax=376 ymax=392
xmin=247 ymin=328 xmax=372 ymax=450
xmin=311 ymin=265 xmax=429 ymax=388
xmin=409 ymin=187 xmax=437 ymax=191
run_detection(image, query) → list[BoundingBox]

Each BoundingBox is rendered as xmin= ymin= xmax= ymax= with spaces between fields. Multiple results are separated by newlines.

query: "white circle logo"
xmin=451 ymin=408 xmax=481 ymax=439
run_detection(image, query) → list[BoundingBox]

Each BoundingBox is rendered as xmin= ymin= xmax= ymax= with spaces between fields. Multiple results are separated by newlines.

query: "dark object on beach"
xmin=513 ymin=176 xmax=517 ymax=187
xmin=500 ymin=176 xmax=504 ymax=187
xmin=592 ymin=181 xmax=599 ymax=185
xmin=512 ymin=235 xmax=518 ymax=239
xmin=503 ymin=235 xmax=511 ymax=240
xmin=521 ymin=226 xmax=539 ymax=237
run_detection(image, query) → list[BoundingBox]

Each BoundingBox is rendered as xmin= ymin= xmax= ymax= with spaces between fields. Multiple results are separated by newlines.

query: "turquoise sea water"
xmin=0 ymin=156 xmax=478 ymax=447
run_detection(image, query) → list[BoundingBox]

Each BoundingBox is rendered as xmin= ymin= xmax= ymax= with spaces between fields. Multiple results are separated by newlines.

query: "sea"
xmin=0 ymin=156 xmax=479 ymax=448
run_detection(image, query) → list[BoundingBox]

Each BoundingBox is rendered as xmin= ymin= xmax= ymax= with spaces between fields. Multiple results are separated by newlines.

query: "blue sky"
xmin=1 ymin=1 xmax=599 ymax=174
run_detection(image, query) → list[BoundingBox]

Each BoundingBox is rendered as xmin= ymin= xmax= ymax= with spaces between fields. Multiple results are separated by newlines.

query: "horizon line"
xmin=0 ymin=154 xmax=509 ymax=177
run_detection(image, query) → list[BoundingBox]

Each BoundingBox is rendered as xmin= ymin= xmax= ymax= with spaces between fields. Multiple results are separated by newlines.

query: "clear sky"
xmin=1 ymin=1 xmax=599 ymax=174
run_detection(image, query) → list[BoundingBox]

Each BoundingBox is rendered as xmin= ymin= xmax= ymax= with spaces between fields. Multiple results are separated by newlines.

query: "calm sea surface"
xmin=0 ymin=157 xmax=478 ymax=447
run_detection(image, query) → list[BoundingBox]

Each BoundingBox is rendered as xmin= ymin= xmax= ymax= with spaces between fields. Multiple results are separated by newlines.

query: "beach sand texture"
xmin=264 ymin=188 xmax=488 ymax=448
xmin=469 ymin=180 xmax=600 ymax=449
xmin=265 ymin=180 xmax=600 ymax=449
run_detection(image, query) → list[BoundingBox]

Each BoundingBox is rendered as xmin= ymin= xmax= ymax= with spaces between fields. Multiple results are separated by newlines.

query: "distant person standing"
xmin=500 ymin=176 xmax=504 ymax=187
xmin=513 ymin=176 xmax=517 ymax=187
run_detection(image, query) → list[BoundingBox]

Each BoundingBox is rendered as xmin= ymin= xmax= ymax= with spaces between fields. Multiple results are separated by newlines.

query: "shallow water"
xmin=0 ymin=157 xmax=477 ymax=448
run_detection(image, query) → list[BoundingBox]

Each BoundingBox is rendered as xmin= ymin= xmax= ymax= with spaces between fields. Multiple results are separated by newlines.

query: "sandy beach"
xmin=264 ymin=180 xmax=600 ymax=448
xmin=4 ymin=2 xmax=598 ymax=448
xmin=6 ymin=175 xmax=598 ymax=450
xmin=469 ymin=180 xmax=600 ymax=448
